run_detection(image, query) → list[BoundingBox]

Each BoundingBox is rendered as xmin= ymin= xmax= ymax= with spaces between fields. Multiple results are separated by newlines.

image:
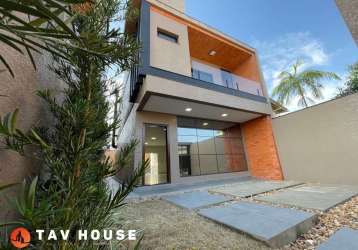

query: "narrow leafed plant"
xmin=0 ymin=0 xmax=145 ymax=249
xmin=0 ymin=0 xmax=86 ymax=77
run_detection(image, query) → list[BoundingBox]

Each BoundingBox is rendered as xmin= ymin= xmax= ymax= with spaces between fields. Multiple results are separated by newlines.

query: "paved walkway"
xmin=255 ymin=184 xmax=358 ymax=211
xmin=210 ymin=179 xmax=302 ymax=197
xmin=198 ymin=201 xmax=316 ymax=248
xmin=163 ymin=191 xmax=232 ymax=209
xmin=156 ymin=180 xmax=358 ymax=248
xmin=317 ymin=227 xmax=358 ymax=250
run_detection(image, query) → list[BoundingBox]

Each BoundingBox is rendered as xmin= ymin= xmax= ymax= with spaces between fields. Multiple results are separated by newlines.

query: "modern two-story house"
xmin=118 ymin=0 xmax=283 ymax=185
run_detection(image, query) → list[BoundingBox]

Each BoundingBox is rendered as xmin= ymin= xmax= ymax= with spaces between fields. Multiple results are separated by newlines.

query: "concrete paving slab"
xmin=128 ymin=174 xmax=251 ymax=200
xmin=198 ymin=201 xmax=316 ymax=248
xmin=210 ymin=179 xmax=302 ymax=198
xmin=255 ymin=184 xmax=358 ymax=211
xmin=318 ymin=227 xmax=358 ymax=250
xmin=162 ymin=191 xmax=231 ymax=209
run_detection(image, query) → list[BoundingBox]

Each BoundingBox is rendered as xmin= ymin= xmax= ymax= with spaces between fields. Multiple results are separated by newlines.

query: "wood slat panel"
xmin=188 ymin=27 xmax=251 ymax=71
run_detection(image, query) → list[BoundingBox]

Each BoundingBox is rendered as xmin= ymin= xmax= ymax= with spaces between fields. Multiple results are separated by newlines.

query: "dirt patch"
xmin=117 ymin=199 xmax=270 ymax=250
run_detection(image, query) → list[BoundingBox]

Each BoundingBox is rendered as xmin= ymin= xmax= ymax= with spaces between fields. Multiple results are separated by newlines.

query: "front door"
xmin=143 ymin=124 xmax=170 ymax=185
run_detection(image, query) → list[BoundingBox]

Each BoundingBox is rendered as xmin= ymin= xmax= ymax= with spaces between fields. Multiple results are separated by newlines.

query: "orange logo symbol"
xmin=10 ymin=227 xmax=31 ymax=249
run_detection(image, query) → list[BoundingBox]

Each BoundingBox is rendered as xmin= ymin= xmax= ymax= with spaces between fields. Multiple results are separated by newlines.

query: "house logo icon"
xmin=10 ymin=227 xmax=31 ymax=249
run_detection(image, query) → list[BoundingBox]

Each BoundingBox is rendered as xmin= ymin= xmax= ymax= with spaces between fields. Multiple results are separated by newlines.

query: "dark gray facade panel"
xmin=139 ymin=0 xmax=150 ymax=67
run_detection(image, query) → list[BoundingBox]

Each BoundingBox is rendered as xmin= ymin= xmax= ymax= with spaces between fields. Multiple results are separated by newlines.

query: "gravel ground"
xmin=283 ymin=195 xmax=358 ymax=250
xmin=117 ymin=199 xmax=270 ymax=250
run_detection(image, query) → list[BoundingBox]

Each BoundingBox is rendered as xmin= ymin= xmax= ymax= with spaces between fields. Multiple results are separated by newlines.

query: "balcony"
xmin=130 ymin=3 xmax=271 ymax=122
xmin=191 ymin=60 xmax=263 ymax=97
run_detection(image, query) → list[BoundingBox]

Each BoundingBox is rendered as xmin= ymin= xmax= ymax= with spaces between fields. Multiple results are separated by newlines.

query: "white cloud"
xmin=301 ymin=42 xmax=328 ymax=65
xmin=252 ymin=32 xmax=342 ymax=111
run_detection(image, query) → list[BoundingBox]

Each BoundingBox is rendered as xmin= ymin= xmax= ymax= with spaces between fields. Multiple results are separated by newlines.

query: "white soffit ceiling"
xmin=142 ymin=94 xmax=262 ymax=123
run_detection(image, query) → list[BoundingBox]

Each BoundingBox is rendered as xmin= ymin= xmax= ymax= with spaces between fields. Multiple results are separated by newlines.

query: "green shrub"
xmin=0 ymin=0 xmax=145 ymax=249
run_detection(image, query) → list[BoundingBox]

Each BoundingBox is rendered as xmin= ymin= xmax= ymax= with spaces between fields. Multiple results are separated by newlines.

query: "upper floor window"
xmin=157 ymin=28 xmax=178 ymax=43
xmin=192 ymin=68 xmax=214 ymax=83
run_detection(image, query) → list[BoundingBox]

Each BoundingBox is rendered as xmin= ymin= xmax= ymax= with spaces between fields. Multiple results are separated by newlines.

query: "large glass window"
xmin=177 ymin=117 xmax=248 ymax=177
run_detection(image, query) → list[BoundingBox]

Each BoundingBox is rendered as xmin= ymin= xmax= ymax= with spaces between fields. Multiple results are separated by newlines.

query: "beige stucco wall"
xmin=150 ymin=9 xmax=192 ymax=76
xmin=139 ymin=75 xmax=272 ymax=114
xmin=272 ymin=93 xmax=358 ymax=184
xmin=0 ymin=45 xmax=64 ymax=222
xmin=158 ymin=0 xmax=185 ymax=12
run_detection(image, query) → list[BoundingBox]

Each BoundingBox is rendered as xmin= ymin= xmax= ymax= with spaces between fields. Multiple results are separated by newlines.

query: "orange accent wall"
xmin=242 ymin=116 xmax=283 ymax=180
xmin=234 ymin=55 xmax=261 ymax=82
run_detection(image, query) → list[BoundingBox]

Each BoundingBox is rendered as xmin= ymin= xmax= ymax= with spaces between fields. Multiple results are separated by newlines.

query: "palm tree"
xmin=272 ymin=60 xmax=340 ymax=107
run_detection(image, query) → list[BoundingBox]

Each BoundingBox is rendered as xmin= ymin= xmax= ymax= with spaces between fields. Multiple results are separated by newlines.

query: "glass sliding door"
xmin=177 ymin=117 xmax=248 ymax=177
xmin=143 ymin=124 xmax=169 ymax=185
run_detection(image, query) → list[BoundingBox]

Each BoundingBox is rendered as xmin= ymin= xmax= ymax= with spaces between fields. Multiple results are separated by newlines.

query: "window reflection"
xmin=197 ymin=136 xmax=216 ymax=154
xmin=214 ymin=137 xmax=232 ymax=155
xmin=214 ymin=130 xmax=224 ymax=137
xmin=177 ymin=118 xmax=247 ymax=177
xmin=217 ymin=154 xmax=246 ymax=173
xmin=197 ymin=128 xmax=214 ymax=137
xmin=178 ymin=135 xmax=198 ymax=154
xmin=177 ymin=127 xmax=197 ymax=136
xmin=199 ymin=155 xmax=218 ymax=174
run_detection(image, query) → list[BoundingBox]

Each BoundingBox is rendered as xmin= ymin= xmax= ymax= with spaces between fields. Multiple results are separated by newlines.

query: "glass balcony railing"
xmin=191 ymin=60 xmax=264 ymax=96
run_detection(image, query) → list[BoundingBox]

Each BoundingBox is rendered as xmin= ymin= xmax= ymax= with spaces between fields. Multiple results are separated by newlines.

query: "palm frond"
xmin=272 ymin=77 xmax=298 ymax=105
xmin=299 ymin=70 xmax=341 ymax=82
xmin=271 ymin=59 xmax=340 ymax=108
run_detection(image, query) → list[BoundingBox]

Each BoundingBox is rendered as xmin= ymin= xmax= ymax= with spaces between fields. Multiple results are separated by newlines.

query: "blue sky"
xmin=186 ymin=0 xmax=358 ymax=110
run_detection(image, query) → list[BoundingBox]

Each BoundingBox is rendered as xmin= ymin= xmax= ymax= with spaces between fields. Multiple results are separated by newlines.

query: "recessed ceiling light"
xmin=185 ymin=108 xmax=192 ymax=112
xmin=221 ymin=113 xmax=228 ymax=117
xmin=145 ymin=142 xmax=148 ymax=145
xmin=203 ymin=122 xmax=208 ymax=126
xmin=151 ymin=137 xmax=157 ymax=140
xmin=209 ymin=50 xmax=216 ymax=56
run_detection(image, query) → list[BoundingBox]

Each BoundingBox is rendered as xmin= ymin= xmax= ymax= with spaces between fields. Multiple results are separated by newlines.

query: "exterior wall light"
xmin=209 ymin=50 xmax=216 ymax=56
